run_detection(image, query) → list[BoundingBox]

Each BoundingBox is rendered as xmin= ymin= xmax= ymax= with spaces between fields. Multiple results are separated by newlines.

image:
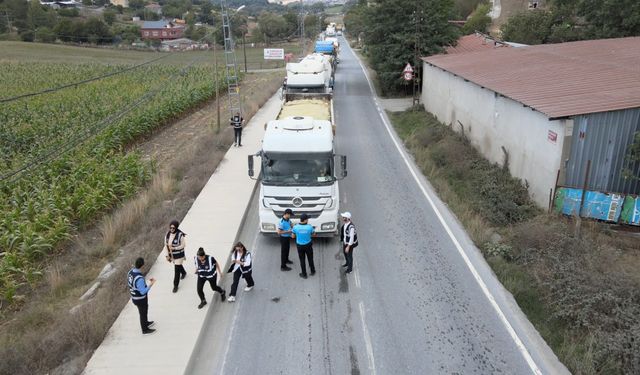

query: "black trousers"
xmin=233 ymin=127 xmax=242 ymax=145
xmin=230 ymin=269 xmax=254 ymax=296
xmin=297 ymin=243 xmax=315 ymax=276
xmin=343 ymin=243 xmax=357 ymax=272
xmin=173 ymin=263 xmax=186 ymax=287
xmin=197 ymin=276 xmax=224 ymax=302
xmin=132 ymin=297 xmax=149 ymax=333
xmin=280 ymin=236 xmax=291 ymax=268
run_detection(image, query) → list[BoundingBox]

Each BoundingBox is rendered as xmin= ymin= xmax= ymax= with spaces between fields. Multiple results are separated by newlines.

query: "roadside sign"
xmin=403 ymin=63 xmax=414 ymax=73
xmin=403 ymin=71 xmax=413 ymax=81
xmin=264 ymin=48 xmax=285 ymax=60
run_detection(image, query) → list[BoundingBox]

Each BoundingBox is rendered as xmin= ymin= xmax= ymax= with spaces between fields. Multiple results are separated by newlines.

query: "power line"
xmin=0 ymin=55 xmax=206 ymax=184
xmin=0 ymin=54 xmax=171 ymax=103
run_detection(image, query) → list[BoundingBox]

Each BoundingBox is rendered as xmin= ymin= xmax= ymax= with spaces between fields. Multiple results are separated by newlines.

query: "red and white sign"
xmin=263 ymin=48 xmax=285 ymax=60
xmin=402 ymin=63 xmax=414 ymax=81
xmin=548 ymin=130 xmax=558 ymax=143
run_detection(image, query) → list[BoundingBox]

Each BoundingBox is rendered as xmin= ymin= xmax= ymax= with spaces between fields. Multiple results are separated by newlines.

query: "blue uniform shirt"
xmin=133 ymin=268 xmax=151 ymax=295
xmin=278 ymin=217 xmax=292 ymax=237
xmin=292 ymin=223 xmax=314 ymax=245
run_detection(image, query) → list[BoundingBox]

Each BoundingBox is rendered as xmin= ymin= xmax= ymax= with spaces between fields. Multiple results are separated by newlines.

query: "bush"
xmin=19 ymin=30 xmax=35 ymax=42
xmin=461 ymin=3 xmax=492 ymax=35
xmin=35 ymin=27 xmax=56 ymax=43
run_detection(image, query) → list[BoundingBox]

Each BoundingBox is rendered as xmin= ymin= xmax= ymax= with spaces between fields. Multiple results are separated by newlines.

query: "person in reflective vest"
xmin=127 ymin=257 xmax=156 ymax=334
xmin=165 ymin=219 xmax=187 ymax=293
xmin=340 ymin=212 xmax=358 ymax=274
xmin=230 ymin=112 xmax=244 ymax=147
xmin=226 ymin=242 xmax=254 ymax=302
xmin=194 ymin=247 xmax=226 ymax=309
xmin=277 ymin=208 xmax=294 ymax=271
xmin=292 ymin=213 xmax=316 ymax=279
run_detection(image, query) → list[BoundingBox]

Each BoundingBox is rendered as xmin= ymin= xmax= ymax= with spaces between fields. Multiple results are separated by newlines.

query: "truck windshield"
xmin=262 ymin=156 xmax=334 ymax=185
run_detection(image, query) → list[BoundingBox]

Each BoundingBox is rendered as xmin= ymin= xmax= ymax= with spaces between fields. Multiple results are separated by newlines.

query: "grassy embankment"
xmin=0 ymin=42 xmax=284 ymax=374
xmin=390 ymin=109 xmax=640 ymax=375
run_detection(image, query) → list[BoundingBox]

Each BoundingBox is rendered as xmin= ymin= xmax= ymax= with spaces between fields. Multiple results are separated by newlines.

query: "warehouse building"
xmin=421 ymin=37 xmax=640 ymax=208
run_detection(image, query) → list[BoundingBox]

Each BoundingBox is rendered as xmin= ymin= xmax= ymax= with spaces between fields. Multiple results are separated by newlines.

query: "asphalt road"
xmin=188 ymin=38 xmax=566 ymax=375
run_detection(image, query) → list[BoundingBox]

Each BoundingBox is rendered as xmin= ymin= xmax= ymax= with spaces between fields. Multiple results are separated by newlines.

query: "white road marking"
xmin=354 ymin=260 xmax=361 ymax=289
xmin=349 ymin=44 xmax=543 ymax=375
xmin=359 ymin=301 xmax=377 ymax=375
xmin=219 ymin=227 xmax=261 ymax=375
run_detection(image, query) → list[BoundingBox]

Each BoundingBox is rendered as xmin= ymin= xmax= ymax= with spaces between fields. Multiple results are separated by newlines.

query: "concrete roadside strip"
xmin=83 ymin=90 xmax=283 ymax=375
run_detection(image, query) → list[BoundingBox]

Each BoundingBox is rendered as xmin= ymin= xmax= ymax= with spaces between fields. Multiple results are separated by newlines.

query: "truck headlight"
xmin=324 ymin=198 xmax=334 ymax=209
xmin=321 ymin=222 xmax=335 ymax=230
xmin=262 ymin=223 xmax=276 ymax=231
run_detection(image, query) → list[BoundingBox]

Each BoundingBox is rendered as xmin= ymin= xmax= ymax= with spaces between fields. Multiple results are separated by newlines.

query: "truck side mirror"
xmin=248 ymin=155 xmax=255 ymax=179
xmin=341 ymin=155 xmax=347 ymax=178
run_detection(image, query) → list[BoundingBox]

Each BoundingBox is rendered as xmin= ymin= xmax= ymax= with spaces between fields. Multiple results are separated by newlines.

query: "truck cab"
xmin=248 ymin=94 xmax=346 ymax=236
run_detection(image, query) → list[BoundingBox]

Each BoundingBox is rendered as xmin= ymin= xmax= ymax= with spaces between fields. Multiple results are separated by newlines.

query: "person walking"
xmin=339 ymin=212 xmax=358 ymax=274
xmin=127 ymin=257 xmax=156 ymax=334
xmin=230 ymin=112 xmax=244 ymax=147
xmin=194 ymin=247 xmax=226 ymax=309
xmin=277 ymin=208 xmax=294 ymax=271
xmin=227 ymin=242 xmax=255 ymax=302
xmin=292 ymin=213 xmax=316 ymax=279
xmin=165 ymin=220 xmax=187 ymax=293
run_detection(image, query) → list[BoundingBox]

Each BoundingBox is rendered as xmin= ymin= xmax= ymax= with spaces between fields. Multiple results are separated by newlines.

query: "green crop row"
xmin=0 ymin=61 xmax=226 ymax=305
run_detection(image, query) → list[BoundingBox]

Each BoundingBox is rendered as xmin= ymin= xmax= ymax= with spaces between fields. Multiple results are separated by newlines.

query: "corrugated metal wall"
xmin=565 ymin=108 xmax=640 ymax=194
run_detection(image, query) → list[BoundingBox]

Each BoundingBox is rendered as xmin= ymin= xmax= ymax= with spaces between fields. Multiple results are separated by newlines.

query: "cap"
xmin=300 ymin=213 xmax=309 ymax=221
xmin=284 ymin=208 xmax=293 ymax=215
xmin=340 ymin=212 xmax=352 ymax=219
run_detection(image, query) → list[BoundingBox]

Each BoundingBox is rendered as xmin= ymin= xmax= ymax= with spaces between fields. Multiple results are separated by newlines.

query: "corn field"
xmin=0 ymin=62 xmax=224 ymax=305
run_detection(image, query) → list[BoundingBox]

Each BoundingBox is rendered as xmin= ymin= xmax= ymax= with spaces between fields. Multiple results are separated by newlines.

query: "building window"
xmin=153 ymin=31 xmax=159 ymax=36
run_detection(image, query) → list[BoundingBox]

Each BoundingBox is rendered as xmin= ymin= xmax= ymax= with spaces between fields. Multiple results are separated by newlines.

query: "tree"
xmin=128 ymin=0 xmax=145 ymax=10
xmin=103 ymin=8 xmax=117 ymax=25
xmin=363 ymin=0 xmax=459 ymax=94
xmin=282 ymin=11 xmax=298 ymax=38
xmin=500 ymin=10 xmax=553 ymax=44
xmin=257 ymin=11 xmax=287 ymax=45
xmin=35 ymin=26 xmax=56 ymax=42
xmin=27 ymin=0 xmax=56 ymax=31
xmin=578 ymin=0 xmax=640 ymax=38
xmin=461 ymin=3 xmax=491 ymax=35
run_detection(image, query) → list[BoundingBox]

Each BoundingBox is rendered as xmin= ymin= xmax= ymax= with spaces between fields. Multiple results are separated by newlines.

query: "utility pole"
xmin=242 ymin=32 xmax=247 ymax=73
xmin=412 ymin=3 xmax=421 ymax=107
xmin=299 ymin=0 xmax=305 ymax=56
xmin=213 ymin=41 xmax=221 ymax=132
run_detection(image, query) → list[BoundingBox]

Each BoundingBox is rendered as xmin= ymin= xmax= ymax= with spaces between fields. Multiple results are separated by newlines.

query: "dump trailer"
xmin=248 ymin=93 xmax=346 ymax=236
xmin=285 ymin=54 xmax=334 ymax=93
xmin=314 ymin=41 xmax=338 ymax=70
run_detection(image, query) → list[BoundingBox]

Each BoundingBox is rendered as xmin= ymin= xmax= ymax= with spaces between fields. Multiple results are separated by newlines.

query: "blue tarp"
xmin=315 ymin=41 xmax=334 ymax=54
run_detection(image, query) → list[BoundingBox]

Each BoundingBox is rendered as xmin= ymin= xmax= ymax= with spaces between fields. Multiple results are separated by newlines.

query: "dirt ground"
xmin=0 ymin=71 xmax=284 ymax=375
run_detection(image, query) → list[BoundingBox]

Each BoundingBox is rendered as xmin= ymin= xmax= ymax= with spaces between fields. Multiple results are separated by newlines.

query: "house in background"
xmin=110 ymin=0 xmax=129 ymax=7
xmin=140 ymin=20 xmax=184 ymax=40
xmin=421 ymin=37 xmax=640 ymax=208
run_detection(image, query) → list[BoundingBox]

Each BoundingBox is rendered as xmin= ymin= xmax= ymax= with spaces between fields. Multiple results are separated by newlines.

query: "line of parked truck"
xmin=248 ymin=32 xmax=345 ymax=236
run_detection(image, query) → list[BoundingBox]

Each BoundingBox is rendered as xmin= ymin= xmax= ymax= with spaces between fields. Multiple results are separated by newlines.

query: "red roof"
xmin=446 ymin=34 xmax=510 ymax=54
xmin=423 ymin=37 xmax=640 ymax=118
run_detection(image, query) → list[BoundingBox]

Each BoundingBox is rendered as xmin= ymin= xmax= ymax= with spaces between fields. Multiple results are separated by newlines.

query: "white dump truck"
xmin=284 ymin=54 xmax=334 ymax=94
xmin=248 ymin=92 xmax=347 ymax=236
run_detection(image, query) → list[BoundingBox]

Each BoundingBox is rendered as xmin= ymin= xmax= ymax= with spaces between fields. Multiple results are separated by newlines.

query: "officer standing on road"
xmin=127 ymin=257 xmax=156 ymax=334
xmin=292 ymin=213 xmax=316 ymax=279
xmin=165 ymin=220 xmax=187 ymax=293
xmin=227 ymin=242 xmax=255 ymax=302
xmin=277 ymin=208 xmax=294 ymax=271
xmin=340 ymin=212 xmax=358 ymax=274
xmin=194 ymin=247 xmax=226 ymax=309
xmin=230 ymin=111 xmax=244 ymax=147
